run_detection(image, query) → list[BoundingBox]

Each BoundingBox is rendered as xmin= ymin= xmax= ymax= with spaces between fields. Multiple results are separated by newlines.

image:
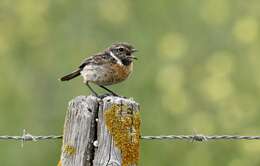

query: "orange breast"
xmin=113 ymin=63 xmax=132 ymax=76
xmin=111 ymin=63 xmax=133 ymax=83
xmin=85 ymin=63 xmax=133 ymax=86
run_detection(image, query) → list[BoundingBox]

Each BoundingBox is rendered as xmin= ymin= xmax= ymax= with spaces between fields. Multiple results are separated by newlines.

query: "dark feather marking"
xmin=78 ymin=52 xmax=116 ymax=69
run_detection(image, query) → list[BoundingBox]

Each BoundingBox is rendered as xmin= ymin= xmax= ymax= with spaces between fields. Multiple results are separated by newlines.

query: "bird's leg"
xmin=86 ymin=82 xmax=98 ymax=97
xmin=99 ymin=85 xmax=119 ymax=96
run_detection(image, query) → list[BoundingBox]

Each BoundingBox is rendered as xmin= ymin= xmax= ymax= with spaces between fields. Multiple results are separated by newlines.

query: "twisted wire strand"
xmin=0 ymin=135 xmax=63 ymax=141
xmin=141 ymin=135 xmax=260 ymax=141
xmin=1 ymin=132 xmax=260 ymax=142
xmin=0 ymin=130 xmax=62 ymax=146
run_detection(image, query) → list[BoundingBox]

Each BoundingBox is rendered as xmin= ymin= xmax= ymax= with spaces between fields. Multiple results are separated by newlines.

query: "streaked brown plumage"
xmin=60 ymin=42 xmax=137 ymax=96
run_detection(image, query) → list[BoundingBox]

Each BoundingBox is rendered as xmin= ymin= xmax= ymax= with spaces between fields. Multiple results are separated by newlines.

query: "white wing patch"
xmin=109 ymin=51 xmax=123 ymax=66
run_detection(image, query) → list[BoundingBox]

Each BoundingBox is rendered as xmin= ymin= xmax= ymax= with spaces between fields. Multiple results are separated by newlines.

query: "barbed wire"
xmin=0 ymin=130 xmax=62 ymax=147
xmin=1 ymin=130 xmax=260 ymax=145
xmin=141 ymin=135 xmax=260 ymax=141
xmin=0 ymin=135 xmax=63 ymax=141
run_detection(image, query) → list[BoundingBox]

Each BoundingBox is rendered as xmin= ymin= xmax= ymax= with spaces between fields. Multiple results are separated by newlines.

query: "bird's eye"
xmin=118 ymin=47 xmax=124 ymax=52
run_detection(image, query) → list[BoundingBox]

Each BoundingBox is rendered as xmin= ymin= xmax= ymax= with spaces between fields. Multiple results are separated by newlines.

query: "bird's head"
xmin=106 ymin=42 xmax=138 ymax=65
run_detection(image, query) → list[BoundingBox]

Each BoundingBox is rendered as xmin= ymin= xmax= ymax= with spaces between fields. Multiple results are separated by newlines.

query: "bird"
xmin=59 ymin=42 xmax=138 ymax=97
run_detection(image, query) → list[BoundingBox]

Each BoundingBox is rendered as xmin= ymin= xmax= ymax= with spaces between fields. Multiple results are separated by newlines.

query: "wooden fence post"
xmin=60 ymin=95 xmax=140 ymax=166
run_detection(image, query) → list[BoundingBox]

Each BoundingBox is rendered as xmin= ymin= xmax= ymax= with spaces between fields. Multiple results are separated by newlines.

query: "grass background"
xmin=1 ymin=0 xmax=260 ymax=165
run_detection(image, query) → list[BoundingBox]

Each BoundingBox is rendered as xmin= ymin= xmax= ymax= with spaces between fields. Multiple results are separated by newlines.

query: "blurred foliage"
xmin=0 ymin=0 xmax=260 ymax=165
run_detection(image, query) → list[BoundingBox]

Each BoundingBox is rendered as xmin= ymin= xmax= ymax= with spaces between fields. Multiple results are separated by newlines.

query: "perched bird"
xmin=60 ymin=42 xmax=138 ymax=96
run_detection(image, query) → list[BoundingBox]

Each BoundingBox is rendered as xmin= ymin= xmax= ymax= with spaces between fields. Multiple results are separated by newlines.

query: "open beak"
xmin=130 ymin=49 xmax=138 ymax=60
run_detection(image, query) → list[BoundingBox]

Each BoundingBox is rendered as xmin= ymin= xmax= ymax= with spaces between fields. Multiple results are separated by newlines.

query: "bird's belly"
xmin=80 ymin=63 xmax=133 ymax=86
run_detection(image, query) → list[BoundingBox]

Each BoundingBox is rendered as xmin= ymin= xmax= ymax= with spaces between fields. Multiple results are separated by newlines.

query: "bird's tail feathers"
xmin=60 ymin=69 xmax=81 ymax=81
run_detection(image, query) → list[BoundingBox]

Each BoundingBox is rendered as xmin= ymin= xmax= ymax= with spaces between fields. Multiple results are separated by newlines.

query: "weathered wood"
xmin=93 ymin=96 xmax=140 ymax=166
xmin=60 ymin=96 xmax=99 ymax=166
xmin=60 ymin=95 xmax=140 ymax=166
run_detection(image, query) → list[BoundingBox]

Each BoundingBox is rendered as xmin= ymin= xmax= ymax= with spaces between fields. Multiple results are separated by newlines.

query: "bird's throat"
xmin=121 ymin=58 xmax=132 ymax=66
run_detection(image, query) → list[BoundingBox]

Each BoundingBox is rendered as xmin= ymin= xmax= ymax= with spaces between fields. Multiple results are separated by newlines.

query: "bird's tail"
xmin=60 ymin=69 xmax=81 ymax=81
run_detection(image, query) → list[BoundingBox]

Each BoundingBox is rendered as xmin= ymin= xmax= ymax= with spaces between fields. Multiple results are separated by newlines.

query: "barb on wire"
xmin=0 ymin=129 xmax=62 ymax=142
xmin=140 ymin=135 xmax=260 ymax=141
xmin=1 ymin=131 xmax=260 ymax=143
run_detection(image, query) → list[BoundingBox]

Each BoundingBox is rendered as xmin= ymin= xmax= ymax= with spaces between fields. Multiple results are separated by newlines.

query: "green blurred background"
xmin=1 ymin=0 xmax=260 ymax=165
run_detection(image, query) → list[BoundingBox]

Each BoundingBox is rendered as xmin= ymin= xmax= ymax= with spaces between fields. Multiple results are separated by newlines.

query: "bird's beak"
xmin=130 ymin=55 xmax=138 ymax=60
xmin=128 ymin=48 xmax=138 ymax=60
xmin=131 ymin=48 xmax=138 ymax=53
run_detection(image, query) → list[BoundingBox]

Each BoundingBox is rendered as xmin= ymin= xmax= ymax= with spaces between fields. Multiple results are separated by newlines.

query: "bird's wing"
xmin=78 ymin=52 xmax=114 ymax=69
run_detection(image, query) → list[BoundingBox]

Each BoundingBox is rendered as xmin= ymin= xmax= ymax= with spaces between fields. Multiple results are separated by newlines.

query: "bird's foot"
xmin=109 ymin=93 xmax=128 ymax=99
xmin=97 ymin=93 xmax=110 ymax=99
xmin=95 ymin=93 xmax=127 ymax=99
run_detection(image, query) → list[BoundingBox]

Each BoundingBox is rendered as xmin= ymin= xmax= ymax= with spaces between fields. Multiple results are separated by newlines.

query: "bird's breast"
xmin=81 ymin=63 xmax=133 ymax=86
xmin=111 ymin=62 xmax=133 ymax=80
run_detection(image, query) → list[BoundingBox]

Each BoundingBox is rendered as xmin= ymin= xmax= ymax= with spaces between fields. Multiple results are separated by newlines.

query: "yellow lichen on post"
xmin=105 ymin=104 xmax=141 ymax=166
xmin=63 ymin=145 xmax=76 ymax=156
xmin=57 ymin=160 xmax=62 ymax=166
